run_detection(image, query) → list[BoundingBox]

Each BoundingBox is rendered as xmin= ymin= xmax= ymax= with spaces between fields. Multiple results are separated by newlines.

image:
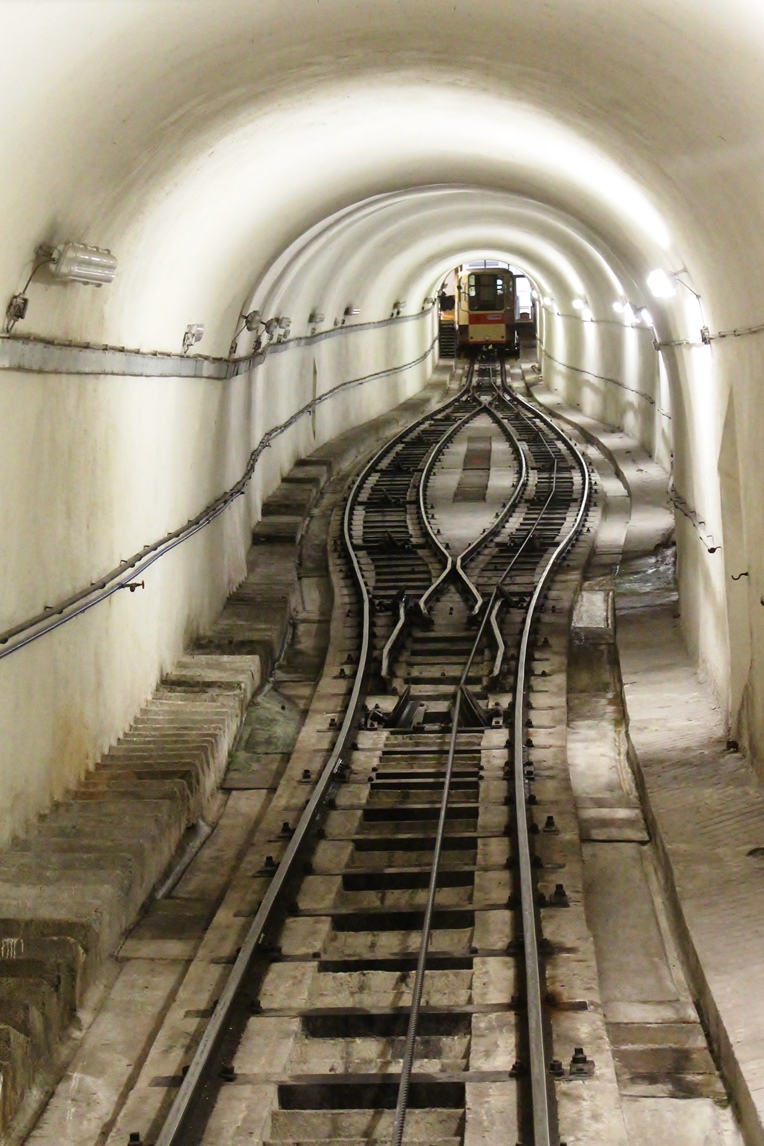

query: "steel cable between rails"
xmin=391 ymin=366 xmax=591 ymax=1146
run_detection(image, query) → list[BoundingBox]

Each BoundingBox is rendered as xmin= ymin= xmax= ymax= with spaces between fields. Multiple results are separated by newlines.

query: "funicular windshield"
xmin=468 ymin=273 xmax=506 ymax=312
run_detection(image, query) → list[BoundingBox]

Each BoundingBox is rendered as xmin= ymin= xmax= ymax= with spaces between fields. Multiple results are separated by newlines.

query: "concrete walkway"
xmin=619 ymin=606 xmax=764 ymax=1146
xmin=528 ymin=374 xmax=762 ymax=1145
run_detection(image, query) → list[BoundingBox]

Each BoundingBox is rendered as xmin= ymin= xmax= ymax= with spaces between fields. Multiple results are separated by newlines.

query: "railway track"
xmin=152 ymin=357 xmax=592 ymax=1146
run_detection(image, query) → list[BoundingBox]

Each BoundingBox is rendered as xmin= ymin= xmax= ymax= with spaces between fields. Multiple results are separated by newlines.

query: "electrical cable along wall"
xmin=0 ymin=331 xmax=439 ymax=662
xmin=0 ymin=302 xmax=438 ymax=847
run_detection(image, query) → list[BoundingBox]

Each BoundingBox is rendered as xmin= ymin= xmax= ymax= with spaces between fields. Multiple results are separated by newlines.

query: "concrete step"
xmin=267 ymin=1108 xmax=464 ymax=1140
xmin=286 ymin=1033 xmax=470 ymax=1075
xmin=0 ymin=654 xmax=259 ymax=1134
xmin=265 ymin=1139 xmax=462 ymax=1146
xmin=299 ymin=968 xmax=473 ymax=1009
xmin=0 ymin=1021 xmax=33 ymax=1130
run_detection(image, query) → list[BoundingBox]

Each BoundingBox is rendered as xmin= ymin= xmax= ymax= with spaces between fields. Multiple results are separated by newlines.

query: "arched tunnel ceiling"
xmin=243 ymin=189 xmax=649 ymax=350
xmin=4 ymin=0 xmax=764 ymax=355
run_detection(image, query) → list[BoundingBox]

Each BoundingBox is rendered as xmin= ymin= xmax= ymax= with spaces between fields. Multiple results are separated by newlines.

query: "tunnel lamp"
xmin=309 ymin=310 xmax=325 ymax=325
xmin=49 ymin=242 xmax=117 ymax=285
xmin=275 ymin=316 xmax=291 ymax=342
xmin=344 ymin=306 xmax=360 ymax=317
xmin=182 ymin=323 xmax=204 ymax=354
xmin=615 ymin=300 xmax=653 ymax=327
xmin=393 ymin=300 xmax=407 ymax=310
xmin=571 ymin=297 xmax=586 ymax=310
xmin=243 ymin=310 xmax=262 ymax=332
xmin=646 ymin=269 xmax=677 ymax=299
xmin=260 ymin=316 xmax=291 ymax=343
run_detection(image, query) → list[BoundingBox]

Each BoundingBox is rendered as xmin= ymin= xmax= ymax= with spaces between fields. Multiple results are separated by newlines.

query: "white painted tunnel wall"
xmin=4 ymin=0 xmax=764 ymax=841
xmin=0 ymin=317 xmax=435 ymax=846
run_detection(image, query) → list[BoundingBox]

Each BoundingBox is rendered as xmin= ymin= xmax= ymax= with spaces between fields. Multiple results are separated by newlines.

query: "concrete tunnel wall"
xmin=2 ymin=0 xmax=764 ymax=844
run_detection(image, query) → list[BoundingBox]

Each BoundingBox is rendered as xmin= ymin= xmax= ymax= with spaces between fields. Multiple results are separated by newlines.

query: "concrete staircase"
xmin=0 ymin=654 xmax=260 ymax=1134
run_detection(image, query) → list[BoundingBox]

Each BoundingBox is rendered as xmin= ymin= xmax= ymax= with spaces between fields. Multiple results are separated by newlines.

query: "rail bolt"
xmin=569 ymin=1046 xmax=595 ymax=1077
xmin=550 ymin=883 xmax=570 ymax=907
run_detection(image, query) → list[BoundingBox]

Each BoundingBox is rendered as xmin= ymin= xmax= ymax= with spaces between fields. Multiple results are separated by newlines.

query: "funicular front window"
xmin=468 ymin=273 xmax=505 ymax=311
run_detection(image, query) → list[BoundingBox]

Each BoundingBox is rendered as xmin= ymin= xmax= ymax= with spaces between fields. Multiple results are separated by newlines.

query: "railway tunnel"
xmin=2 ymin=2 xmax=764 ymax=1143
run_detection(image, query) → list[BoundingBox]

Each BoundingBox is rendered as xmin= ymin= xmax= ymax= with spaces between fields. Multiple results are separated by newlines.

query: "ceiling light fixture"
xmin=5 ymin=240 xmax=117 ymax=334
xmin=48 ymin=242 xmax=117 ymax=285
xmin=646 ymin=269 xmax=677 ymax=299
xmin=648 ymin=268 xmax=709 ymax=343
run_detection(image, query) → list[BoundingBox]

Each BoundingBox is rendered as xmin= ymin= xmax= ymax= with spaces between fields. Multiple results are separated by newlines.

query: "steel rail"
xmin=420 ymin=361 xmax=531 ymax=617
xmin=454 ymin=394 xmax=529 ymax=614
xmin=381 ymin=594 xmax=410 ymax=681
xmin=416 ymin=406 xmax=477 ymax=615
xmin=506 ymin=370 xmax=591 ymax=1146
xmin=381 ymin=402 xmax=484 ymax=677
xmin=391 ymin=548 xmax=499 ymax=1146
xmin=153 ymin=378 xmax=469 ymax=1146
xmin=391 ymin=371 xmax=589 ymax=1146
xmin=487 ymin=598 xmax=506 ymax=681
xmin=0 ymin=337 xmax=441 ymax=663
xmin=379 ymin=392 xmax=492 ymax=674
